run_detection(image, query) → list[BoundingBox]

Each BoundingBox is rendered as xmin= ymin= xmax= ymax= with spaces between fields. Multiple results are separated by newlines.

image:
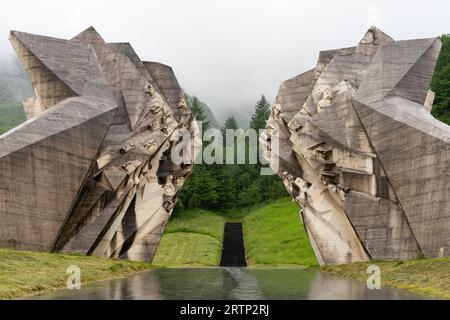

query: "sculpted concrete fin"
xmin=355 ymin=26 xmax=394 ymax=56
xmin=310 ymin=81 xmax=371 ymax=153
xmin=275 ymin=69 xmax=315 ymax=123
xmin=10 ymin=31 xmax=77 ymax=112
xmin=390 ymin=38 xmax=442 ymax=105
xmin=358 ymin=26 xmax=394 ymax=46
xmin=143 ymin=62 xmax=184 ymax=112
xmin=1 ymin=28 xmax=200 ymax=263
xmin=263 ymin=28 xmax=448 ymax=264
xmin=0 ymin=106 xmax=116 ymax=251
xmin=71 ymin=26 xmax=106 ymax=45
xmin=353 ymin=98 xmax=450 ymax=258
xmin=10 ymin=31 xmax=92 ymax=97
xmin=356 ymin=38 xmax=441 ymax=106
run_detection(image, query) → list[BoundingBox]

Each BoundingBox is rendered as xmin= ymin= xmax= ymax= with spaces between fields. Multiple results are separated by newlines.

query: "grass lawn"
xmin=0 ymin=248 xmax=153 ymax=300
xmin=152 ymin=209 xmax=227 ymax=267
xmin=243 ymin=198 xmax=317 ymax=267
xmin=153 ymin=198 xmax=317 ymax=268
xmin=318 ymin=258 xmax=450 ymax=300
xmin=162 ymin=209 xmax=227 ymax=240
xmin=152 ymin=233 xmax=222 ymax=267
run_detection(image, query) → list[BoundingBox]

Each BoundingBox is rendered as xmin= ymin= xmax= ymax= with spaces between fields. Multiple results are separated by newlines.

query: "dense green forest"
xmin=177 ymin=95 xmax=288 ymax=211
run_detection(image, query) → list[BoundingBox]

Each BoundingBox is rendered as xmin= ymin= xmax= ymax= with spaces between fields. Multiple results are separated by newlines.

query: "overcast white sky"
xmin=0 ymin=0 xmax=449 ymax=123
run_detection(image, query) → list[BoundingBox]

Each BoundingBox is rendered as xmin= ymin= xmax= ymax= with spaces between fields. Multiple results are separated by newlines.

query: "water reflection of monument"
xmin=307 ymin=272 xmax=423 ymax=300
xmin=32 ymin=269 xmax=426 ymax=300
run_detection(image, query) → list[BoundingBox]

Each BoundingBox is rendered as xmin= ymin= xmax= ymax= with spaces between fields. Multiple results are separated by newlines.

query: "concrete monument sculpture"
xmin=262 ymin=27 xmax=449 ymax=265
xmin=0 ymin=27 xmax=201 ymax=262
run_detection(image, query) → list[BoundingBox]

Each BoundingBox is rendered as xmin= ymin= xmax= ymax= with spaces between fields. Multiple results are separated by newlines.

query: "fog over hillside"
xmin=0 ymin=55 xmax=32 ymax=102
xmin=0 ymin=0 xmax=448 ymax=126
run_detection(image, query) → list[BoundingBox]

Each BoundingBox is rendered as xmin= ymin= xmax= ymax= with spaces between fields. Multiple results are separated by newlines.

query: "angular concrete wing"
xmin=262 ymin=27 xmax=447 ymax=265
xmin=0 ymin=27 xmax=201 ymax=262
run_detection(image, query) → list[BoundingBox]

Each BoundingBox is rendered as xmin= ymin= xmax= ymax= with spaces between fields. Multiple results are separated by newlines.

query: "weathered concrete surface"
xmin=262 ymin=27 xmax=447 ymax=265
xmin=0 ymin=27 xmax=201 ymax=262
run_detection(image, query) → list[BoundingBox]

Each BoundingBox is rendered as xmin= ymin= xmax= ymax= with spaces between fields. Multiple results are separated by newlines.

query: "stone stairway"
xmin=220 ymin=222 xmax=247 ymax=267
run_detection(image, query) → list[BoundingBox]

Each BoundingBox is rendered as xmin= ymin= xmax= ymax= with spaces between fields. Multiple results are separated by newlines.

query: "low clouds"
xmin=0 ymin=0 xmax=448 ymax=124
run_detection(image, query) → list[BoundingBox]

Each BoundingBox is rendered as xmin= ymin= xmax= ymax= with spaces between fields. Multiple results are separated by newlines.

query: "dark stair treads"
xmin=220 ymin=222 xmax=247 ymax=267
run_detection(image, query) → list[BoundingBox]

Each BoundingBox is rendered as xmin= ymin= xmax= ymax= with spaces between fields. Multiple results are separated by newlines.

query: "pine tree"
xmin=224 ymin=115 xmax=238 ymax=130
xmin=239 ymin=181 xmax=263 ymax=207
xmin=178 ymin=164 xmax=219 ymax=209
xmin=211 ymin=163 xmax=238 ymax=209
xmin=189 ymin=96 xmax=210 ymax=132
xmin=221 ymin=115 xmax=239 ymax=143
xmin=249 ymin=95 xmax=271 ymax=130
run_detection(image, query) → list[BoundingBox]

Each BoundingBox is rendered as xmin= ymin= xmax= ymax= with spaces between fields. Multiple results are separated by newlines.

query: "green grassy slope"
xmin=243 ymin=198 xmax=317 ymax=267
xmin=153 ymin=198 xmax=317 ymax=267
xmin=0 ymin=248 xmax=153 ymax=300
xmin=152 ymin=210 xmax=227 ymax=267
xmin=152 ymin=233 xmax=222 ymax=267
xmin=162 ymin=208 xmax=227 ymax=240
